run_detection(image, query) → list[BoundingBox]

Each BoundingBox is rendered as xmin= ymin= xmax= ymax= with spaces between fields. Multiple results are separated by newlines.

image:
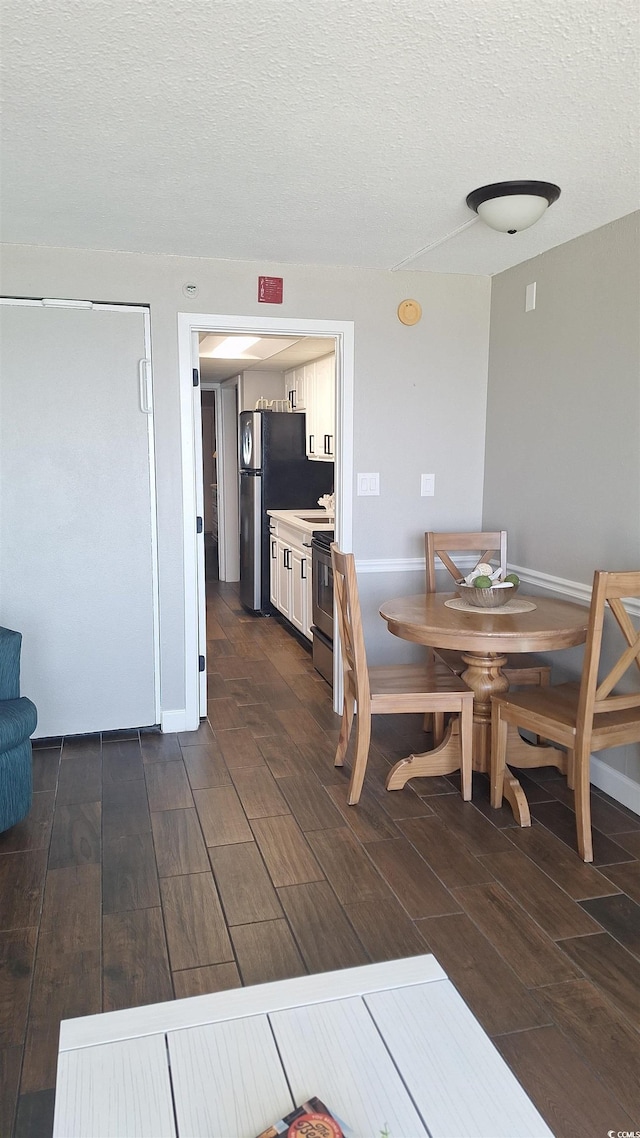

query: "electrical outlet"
xmin=357 ymin=473 xmax=380 ymax=496
xmin=525 ymin=282 xmax=537 ymax=312
xmin=421 ymin=473 xmax=435 ymax=497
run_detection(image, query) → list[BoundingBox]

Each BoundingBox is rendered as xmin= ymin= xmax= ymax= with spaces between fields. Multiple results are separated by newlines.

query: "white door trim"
xmin=177 ymin=312 xmax=354 ymax=730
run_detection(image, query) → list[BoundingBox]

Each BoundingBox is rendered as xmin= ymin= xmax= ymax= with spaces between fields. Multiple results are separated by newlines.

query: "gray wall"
xmin=0 ymin=244 xmax=491 ymax=718
xmin=484 ymin=211 xmax=640 ymax=790
xmin=484 ymin=212 xmax=640 ymax=577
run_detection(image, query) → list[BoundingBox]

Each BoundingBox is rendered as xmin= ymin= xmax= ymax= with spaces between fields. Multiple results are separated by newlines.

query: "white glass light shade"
xmin=476 ymin=194 xmax=550 ymax=233
xmin=466 ymin=181 xmax=561 ymax=234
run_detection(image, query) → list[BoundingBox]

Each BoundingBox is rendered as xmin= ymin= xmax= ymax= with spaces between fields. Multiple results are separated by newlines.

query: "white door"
xmin=0 ymin=300 xmax=160 ymax=737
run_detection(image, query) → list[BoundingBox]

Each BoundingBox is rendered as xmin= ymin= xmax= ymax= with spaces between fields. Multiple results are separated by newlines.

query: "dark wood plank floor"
xmin=2 ymin=579 xmax=640 ymax=1137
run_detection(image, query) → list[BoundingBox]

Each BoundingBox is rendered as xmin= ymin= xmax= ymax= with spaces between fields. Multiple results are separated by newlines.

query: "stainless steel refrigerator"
xmin=239 ymin=410 xmax=334 ymax=613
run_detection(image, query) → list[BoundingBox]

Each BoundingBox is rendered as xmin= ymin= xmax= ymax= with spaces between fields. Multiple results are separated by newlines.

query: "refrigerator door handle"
xmin=240 ymin=411 xmax=261 ymax=470
xmin=239 ymin=471 xmax=263 ymax=611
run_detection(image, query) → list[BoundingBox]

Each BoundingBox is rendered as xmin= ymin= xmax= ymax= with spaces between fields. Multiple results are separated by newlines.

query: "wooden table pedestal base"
xmin=385 ymin=719 xmax=463 ymax=792
xmin=385 ymin=719 xmax=566 ymax=827
xmin=385 ymin=646 xmax=569 ymax=827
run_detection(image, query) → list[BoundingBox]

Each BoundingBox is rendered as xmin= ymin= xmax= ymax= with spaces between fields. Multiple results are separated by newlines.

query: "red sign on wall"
xmin=258 ymin=276 xmax=283 ymax=304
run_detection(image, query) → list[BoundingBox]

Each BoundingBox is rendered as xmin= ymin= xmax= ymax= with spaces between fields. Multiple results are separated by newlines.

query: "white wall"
xmin=0 ymin=243 xmax=491 ymax=719
xmin=237 ymin=369 xmax=286 ymax=411
xmin=483 ymin=211 xmax=640 ymax=794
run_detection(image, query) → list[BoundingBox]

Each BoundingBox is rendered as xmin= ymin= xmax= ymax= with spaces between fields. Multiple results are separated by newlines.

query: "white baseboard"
xmin=160 ymin=709 xmax=189 ymax=733
xmin=590 ymin=754 xmax=640 ymax=817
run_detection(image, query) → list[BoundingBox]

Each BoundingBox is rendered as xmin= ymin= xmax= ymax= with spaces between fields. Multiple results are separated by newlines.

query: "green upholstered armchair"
xmin=0 ymin=627 xmax=37 ymax=832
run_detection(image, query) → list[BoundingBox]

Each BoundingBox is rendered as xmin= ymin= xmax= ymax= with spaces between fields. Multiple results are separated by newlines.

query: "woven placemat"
xmin=445 ymin=597 xmax=537 ymax=615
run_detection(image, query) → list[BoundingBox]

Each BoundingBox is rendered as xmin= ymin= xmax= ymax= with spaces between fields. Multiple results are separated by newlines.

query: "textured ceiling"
xmin=1 ymin=0 xmax=639 ymax=275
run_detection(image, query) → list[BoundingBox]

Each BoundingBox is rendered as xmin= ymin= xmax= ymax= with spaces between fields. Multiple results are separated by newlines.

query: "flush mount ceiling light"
xmin=466 ymin=180 xmax=561 ymax=234
xmin=198 ymin=334 xmax=300 ymax=361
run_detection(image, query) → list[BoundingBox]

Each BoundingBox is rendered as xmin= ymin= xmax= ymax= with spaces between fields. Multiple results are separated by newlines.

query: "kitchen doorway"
xmin=178 ymin=313 xmax=354 ymax=727
xmin=199 ymin=332 xmax=339 ymax=589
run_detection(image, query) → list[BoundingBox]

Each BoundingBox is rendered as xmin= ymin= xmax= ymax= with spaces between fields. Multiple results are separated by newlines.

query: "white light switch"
xmin=421 ymin=473 xmax=435 ymax=497
xmin=525 ymin=282 xmax=537 ymax=312
xmin=357 ymin=473 xmax=380 ymax=496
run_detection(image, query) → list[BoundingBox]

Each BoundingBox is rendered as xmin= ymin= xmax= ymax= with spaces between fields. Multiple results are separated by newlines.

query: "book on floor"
xmin=256 ymin=1096 xmax=344 ymax=1138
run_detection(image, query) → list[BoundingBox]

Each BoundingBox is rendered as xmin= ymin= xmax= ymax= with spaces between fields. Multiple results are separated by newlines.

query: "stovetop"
xmin=311 ymin=529 xmax=334 ymax=549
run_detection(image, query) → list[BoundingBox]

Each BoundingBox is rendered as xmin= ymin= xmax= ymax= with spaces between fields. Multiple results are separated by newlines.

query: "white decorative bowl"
xmin=456 ymin=580 xmax=519 ymax=609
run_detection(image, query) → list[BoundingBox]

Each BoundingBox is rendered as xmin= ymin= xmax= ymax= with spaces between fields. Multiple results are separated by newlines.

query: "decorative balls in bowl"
xmin=455 ymin=564 xmax=520 ymax=609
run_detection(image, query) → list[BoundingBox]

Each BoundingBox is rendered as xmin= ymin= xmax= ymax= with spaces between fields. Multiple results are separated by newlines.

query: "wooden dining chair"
xmin=425 ymin=531 xmax=551 ymax=689
xmin=491 ymin=569 xmax=640 ymax=862
xmin=331 ymin=543 xmax=473 ymax=805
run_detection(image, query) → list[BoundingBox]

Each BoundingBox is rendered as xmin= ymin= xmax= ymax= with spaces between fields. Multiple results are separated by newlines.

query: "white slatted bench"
xmin=53 ymin=955 xmax=552 ymax=1138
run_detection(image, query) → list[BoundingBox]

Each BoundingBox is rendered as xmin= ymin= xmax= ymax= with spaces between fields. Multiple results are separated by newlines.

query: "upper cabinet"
xmin=285 ymin=354 xmax=335 ymax=462
xmin=285 ymin=365 xmax=308 ymax=412
xmin=311 ymin=354 xmax=335 ymax=461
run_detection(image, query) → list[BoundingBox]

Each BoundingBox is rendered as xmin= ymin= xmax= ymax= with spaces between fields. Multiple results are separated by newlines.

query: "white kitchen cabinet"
xmin=269 ymin=533 xmax=283 ymax=610
xmin=311 ymin=354 xmax=335 ymax=461
xmin=304 ymin=354 xmax=335 ymax=461
xmin=284 ymin=365 xmax=309 ymax=412
xmin=268 ymin=517 xmax=315 ymax=640
xmin=291 ymin=545 xmax=311 ymax=637
xmin=285 ymin=355 xmax=335 ymax=461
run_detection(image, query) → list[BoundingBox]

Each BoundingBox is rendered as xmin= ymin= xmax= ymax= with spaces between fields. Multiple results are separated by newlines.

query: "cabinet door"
xmin=285 ymin=366 xmax=307 ymax=412
xmin=290 ymin=547 xmax=306 ymax=634
xmin=269 ymin=531 xmax=279 ymax=607
xmin=314 ymin=355 xmax=335 ymax=459
xmin=303 ymin=551 xmax=313 ymax=640
xmin=276 ymin=538 xmax=292 ymax=618
xmin=304 ymin=362 xmax=318 ymax=457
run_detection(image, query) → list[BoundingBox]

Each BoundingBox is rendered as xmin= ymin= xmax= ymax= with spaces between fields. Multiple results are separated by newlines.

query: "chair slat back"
xmin=578 ymin=570 xmax=640 ymax=729
xmin=330 ymin=544 xmax=370 ymax=702
xmin=426 ymin=531 xmax=507 ymax=592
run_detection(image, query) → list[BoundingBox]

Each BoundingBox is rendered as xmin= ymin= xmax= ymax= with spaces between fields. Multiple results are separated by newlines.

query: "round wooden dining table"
xmin=379 ymin=591 xmax=589 ymax=824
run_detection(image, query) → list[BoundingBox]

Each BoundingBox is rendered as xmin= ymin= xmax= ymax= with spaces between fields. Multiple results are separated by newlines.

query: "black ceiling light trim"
xmin=466 ymin=181 xmax=561 ymax=212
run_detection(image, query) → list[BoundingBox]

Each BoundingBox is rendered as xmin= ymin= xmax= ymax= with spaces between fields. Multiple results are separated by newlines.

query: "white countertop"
xmin=267 ymin=508 xmax=334 ymax=535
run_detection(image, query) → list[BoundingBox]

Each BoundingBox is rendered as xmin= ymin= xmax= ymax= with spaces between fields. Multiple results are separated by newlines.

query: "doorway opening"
xmin=178 ymin=312 xmax=354 ymax=729
xmin=199 ymin=332 xmax=340 ymax=588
